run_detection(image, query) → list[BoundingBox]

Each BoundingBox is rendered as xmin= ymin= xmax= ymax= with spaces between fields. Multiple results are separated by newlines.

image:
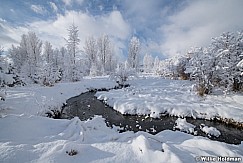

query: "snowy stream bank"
xmin=64 ymin=91 xmax=243 ymax=144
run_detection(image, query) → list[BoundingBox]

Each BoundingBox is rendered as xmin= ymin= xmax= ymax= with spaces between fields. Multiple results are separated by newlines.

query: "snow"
xmin=0 ymin=91 xmax=6 ymax=101
xmin=0 ymin=77 xmax=117 ymax=116
xmin=0 ymin=73 xmax=15 ymax=85
xmin=200 ymin=124 xmax=221 ymax=138
xmin=173 ymin=118 xmax=196 ymax=135
xmin=95 ymin=77 xmax=243 ymax=122
xmin=0 ymin=114 xmax=242 ymax=163
xmin=0 ymin=76 xmax=243 ymax=162
xmin=237 ymin=59 xmax=243 ymax=67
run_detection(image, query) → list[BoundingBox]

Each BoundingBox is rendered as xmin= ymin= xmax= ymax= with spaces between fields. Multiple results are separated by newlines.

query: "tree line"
xmin=1 ymin=26 xmax=242 ymax=96
xmin=1 ymin=24 xmax=141 ymax=86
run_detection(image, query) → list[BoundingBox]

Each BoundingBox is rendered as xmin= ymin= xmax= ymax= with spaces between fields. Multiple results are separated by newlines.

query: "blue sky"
xmin=0 ymin=0 xmax=243 ymax=59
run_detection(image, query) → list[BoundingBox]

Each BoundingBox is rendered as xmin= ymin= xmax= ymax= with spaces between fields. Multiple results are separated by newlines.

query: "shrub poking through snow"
xmin=196 ymin=84 xmax=208 ymax=96
xmin=66 ymin=149 xmax=78 ymax=156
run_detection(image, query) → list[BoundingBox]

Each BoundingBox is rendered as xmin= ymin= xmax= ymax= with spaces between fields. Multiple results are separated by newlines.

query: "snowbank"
xmin=200 ymin=124 xmax=221 ymax=138
xmin=95 ymin=77 xmax=243 ymax=123
xmin=173 ymin=118 xmax=196 ymax=135
xmin=0 ymin=114 xmax=242 ymax=163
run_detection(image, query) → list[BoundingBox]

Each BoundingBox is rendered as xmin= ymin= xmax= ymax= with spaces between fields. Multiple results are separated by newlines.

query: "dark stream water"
xmin=63 ymin=92 xmax=243 ymax=145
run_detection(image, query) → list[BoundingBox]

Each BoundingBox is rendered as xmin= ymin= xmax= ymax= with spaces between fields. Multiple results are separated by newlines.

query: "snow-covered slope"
xmin=96 ymin=77 xmax=243 ymax=123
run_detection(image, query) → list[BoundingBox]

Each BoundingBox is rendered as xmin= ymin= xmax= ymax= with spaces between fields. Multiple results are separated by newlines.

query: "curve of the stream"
xmin=63 ymin=91 xmax=243 ymax=145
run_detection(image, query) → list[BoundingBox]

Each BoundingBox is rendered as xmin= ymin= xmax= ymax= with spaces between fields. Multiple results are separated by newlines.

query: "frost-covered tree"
xmin=185 ymin=31 xmax=243 ymax=94
xmin=157 ymin=59 xmax=174 ymax=78
xmin=65 ymin=23 xmax=82 ymax=82
xmin=9 ymin=34 xmax=29 ymax=74
xmin=185 ymin=47 xmax=215 ymax=95
xmin=71 ymin=60 xmax=83 ymax=82
xmin=153 ymin=56 xmax=160 ymax=74
xmin=97 ymin=34 xmax=112 ymax=74
xmin=105 ymin=45 xmax=117 ymax=73
xmin=59 ymin=47 xmax=67 ymax=80
xmin=0 ymin=47 xmax=17 ymax=100
xmin=176 ymin=55 xmax=190 ymax=80
xmin=41 ymin=42 xmax=61 ymax=86
xmin=128 ymin=36 xmax=140 ymax=71
xmin=84 ymin=36 xmax=97 ymax=69
xmin=60 ymin=46 xmax=75 ymax=82
xmin=25 ymin=32 xmax=43 ymax=83
xmin=9 ymin=32 xmax=43 ymax=83
xmin=0 ymin=47 xmax=14 ymax=87
xmin=66 ymin=23 xmax=80 ymax=65
xmin=84 ymin=35 xmax=116 ymax=75
xmin=89 ymin=63 xmax=99 ymax=76
xmin=44 ymin=41 xmax=54 ymax=64
xmin=210 ymin=32 xmax=243 ymax=92
xmin=143 ymin=53 xmax=154 ymax=73
xmin=110 ymin=61 xmax=137 ymax=85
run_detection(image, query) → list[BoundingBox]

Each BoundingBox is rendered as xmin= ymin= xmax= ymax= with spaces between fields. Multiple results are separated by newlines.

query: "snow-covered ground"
xmin=173 ymin=118 xmax=197 ymax=135
xmin=200 ymin=124 xmax=221 ymax=138
xmin=0 ymin=77 xmax=117 ymax=116
xmin=96 ymin=77 xmax=243 ymax=123
xmin=1 ymin=114 xmax=242 ymax=163
xmin=0 ymin=76 xmax=243 ymax=162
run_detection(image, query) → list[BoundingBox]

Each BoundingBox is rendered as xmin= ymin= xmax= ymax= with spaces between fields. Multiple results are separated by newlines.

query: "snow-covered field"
xmin=0 ymin=77 xmax=117 ymax=116
xmin=96 ymin=77 xmax=243 ymax=123
xmin=0 ymin=76 xmax=243 ymax=163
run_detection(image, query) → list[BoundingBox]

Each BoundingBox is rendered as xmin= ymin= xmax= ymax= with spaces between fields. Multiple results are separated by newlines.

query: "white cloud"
xmin=160 ymin=0 xmax=243 ymax=57
xmin=0 ymin=11 xmax=131 ymax=58
xmin=62 ymin=0 xmax=72 ymax=6
xmin=0 ymin=18 xmax=6 ymax=22
xmin=75 ymin=0 xmax=84 ymax=5
xmin=0 ymin=21 xmax=28 ymax=48
xmin=10 ymin=9 xmax=15 ymax=13
xmin=49 ymin=2 xmax=58 ymax=13
xmin=62 ymin=0 xmax=84 ymax=6
xmin=30 ymin=5 xmax=46 ymax=15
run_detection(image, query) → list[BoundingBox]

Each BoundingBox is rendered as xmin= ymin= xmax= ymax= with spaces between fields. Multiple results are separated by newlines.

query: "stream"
xmin=63 ymin=91 xmax=243 ymax=145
